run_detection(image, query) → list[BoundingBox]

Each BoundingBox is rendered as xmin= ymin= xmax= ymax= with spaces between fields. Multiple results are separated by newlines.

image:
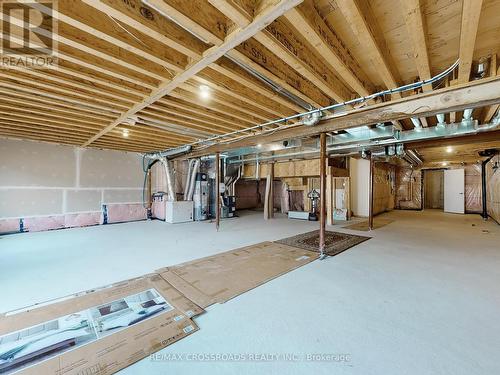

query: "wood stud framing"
xmin=0 ymin=0 xmax=497 ymax=156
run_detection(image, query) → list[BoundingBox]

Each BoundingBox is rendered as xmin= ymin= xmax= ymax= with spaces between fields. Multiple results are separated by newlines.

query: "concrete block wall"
xmin=0 ymin=139 xmax=146 ymax=233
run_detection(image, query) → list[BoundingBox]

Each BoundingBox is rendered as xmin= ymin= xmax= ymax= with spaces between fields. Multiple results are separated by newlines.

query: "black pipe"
xmin=481 ymin=156 xmax=494 ymax=220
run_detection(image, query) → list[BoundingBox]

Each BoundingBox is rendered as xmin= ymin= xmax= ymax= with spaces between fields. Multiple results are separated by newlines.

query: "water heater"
xmin=193 ymin=172 xmax=209 ymax=221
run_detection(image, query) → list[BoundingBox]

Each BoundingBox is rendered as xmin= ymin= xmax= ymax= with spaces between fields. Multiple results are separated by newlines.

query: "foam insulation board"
xmin=0 ymin=274 xmax=201 ymax=375
xmin=79 ymin=148 xmax=143 ymax=188
xmin=0 ymin=189 xmax=63 ymax=217
xmin=0 ymin=139 xmax=75 ymax=187
xmin=66 ymin=190 xmax=102 ymax=212
xmin=157 ymin=241 xmax=317 ymax=308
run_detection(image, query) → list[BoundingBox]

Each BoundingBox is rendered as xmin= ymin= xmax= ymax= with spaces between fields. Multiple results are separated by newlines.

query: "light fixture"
xmin=199 ymin=84 xmax=210 ymax=99
xmin=122 ymin=128 xmax=130 ymax=138
xmin=446 ymin=146 xmax=453 ymax=153
xmin=442 ymin=161 xmax=448 ymax=167
xmin=256 ymin=143 xmax=262 ymax=148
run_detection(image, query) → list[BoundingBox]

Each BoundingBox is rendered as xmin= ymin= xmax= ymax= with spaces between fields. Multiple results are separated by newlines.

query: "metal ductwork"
xmin=302 ymin=110 xmax=322 ymax=126
xmin=158 ymin=156 xmax=176 ymax=201
xmin=184 ymin=158 xmax=200 ymax=201
xmin=227 ymin=120 xmax=499 ymax=165
xmin=224 ymin=54 xmax=314 ymax=111
xmin=144 ymin=145 xmax=192 ymax=160
xmin=186 ymin=159 xmax=200 ymax=201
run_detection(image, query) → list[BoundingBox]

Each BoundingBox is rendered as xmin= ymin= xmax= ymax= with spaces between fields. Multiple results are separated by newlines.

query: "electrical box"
xmin=165 ymin=201 xmax=193 ymax=224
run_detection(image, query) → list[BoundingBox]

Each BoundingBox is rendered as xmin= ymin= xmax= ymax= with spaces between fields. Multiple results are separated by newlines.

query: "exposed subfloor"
xmin=1 ymin=210 xmax=499 ymax=375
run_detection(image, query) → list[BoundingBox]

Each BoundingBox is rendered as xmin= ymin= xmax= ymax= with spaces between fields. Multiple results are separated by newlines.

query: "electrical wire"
xmin=151 ymin=59 xmax=460 ymax=155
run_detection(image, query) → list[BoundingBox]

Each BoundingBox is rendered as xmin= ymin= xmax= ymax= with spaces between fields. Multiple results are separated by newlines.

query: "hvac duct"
xmin=186 ymin=159 xmax=201 ymax=201
xmin=144 ymin=145 xmax=192 ymax=160
xmin=302 ymin=110 xmax=322 ymax=126
xmin=184 ymin=159 xmax=196 ymax=200
xmin=158 ymin=156 xmax=176 ymax=201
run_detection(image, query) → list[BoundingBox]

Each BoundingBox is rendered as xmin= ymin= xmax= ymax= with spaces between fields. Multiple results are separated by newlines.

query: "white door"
xmin=444 ymin=169 xmax=465 ymax=213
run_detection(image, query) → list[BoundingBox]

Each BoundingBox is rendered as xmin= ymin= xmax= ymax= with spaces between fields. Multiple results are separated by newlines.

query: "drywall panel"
xmin=80 ymin=148 xmax=143 ymax=188
xmin=0 ymin=189 xmax=62 ymax=217
xmin=349 ymin=158 xmax=370 ymax=217
xmin=66 ymin=189 xmax=102 ymax=212
xmin=103 ymin=189 xmax=143 ymax=203
xmin=0 ymin=139 xmax=75 ymax=187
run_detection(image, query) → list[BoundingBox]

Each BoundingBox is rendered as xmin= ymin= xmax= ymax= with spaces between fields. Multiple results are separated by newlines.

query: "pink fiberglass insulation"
xmin=64 ymin=212 xmax=101 ymax=228
xmin=106 ymin=203 xmax=147 ymax=224
xmin=152 ymin=201 xmax=166 ymax=220
xmin=0 ymin=218 xmax=20 ymax=234
xmin=24 ymin=215 xmax=65 ymax=232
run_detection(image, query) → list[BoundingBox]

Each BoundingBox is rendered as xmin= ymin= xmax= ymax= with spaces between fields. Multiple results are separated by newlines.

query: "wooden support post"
xmin=319 ymin=132 xmax=327 ymax=257
xmin=215 ymin=152 xmax=220 ymax=231
xmin=264 ymin=162 xmax=274 ymax=220
xmin=368 ymin=153 xmax=374 ymax=231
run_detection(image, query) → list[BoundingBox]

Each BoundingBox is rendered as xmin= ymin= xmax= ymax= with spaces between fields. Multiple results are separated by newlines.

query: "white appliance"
xmin=165 ymin=201 xmax=194 ymax=223
xmin=444 ymin=169 xmax=465 ymax=214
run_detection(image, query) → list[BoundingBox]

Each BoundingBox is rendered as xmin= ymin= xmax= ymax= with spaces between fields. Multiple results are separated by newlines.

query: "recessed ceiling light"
xmin=442 ymin=161 xmax=448 ymax=166
xmin=199 ymin=84 xmax=210 ymax=99
xmin=122 ymin=129 xmax=129 ymax=138
xmin=257 ymin=144 xmax=262 ymax=148
xmin=446 ymin=146 xmax=453 ymax=153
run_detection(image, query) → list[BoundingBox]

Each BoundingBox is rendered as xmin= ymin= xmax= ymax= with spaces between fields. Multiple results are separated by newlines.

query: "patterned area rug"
xmin=276 ymin=230 xmax=370 ymax=257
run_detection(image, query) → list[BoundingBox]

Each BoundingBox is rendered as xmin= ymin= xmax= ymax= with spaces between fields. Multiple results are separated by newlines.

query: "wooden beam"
xmin=82 ymin=0 xmax=302 ymax=147
xmin=184 ymin=77 xmax=500 ymax=156
xmin=336 ymin=0 xmax=401 ymax=96
xmin=210 ymin=0 xmax=352 ymax=102
xmin=482 ymin=53 xmax=499 ymax=123
xmin=401 ymin=0 xmax=432 ymax=87
xmin=284 ymin=0 xmax=375 ymax=96
xmin=458 ymin=0 xmax=484 ymax=84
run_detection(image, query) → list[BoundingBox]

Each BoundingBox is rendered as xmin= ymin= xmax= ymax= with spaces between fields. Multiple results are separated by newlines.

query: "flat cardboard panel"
xmin=157 ymin=242 xmax=317 ymax=308
xmin=0 ymin=274 xmax=201 ymax=375
xmin=79 ymin=149 xmax=143 ymax=188
xmin=0 ymin=139 xmax=75 ymax=187
xmin=66 ymin=190 xmax=102 ymax=212
xmin=0 ymin=189 xmax=63 ymax=217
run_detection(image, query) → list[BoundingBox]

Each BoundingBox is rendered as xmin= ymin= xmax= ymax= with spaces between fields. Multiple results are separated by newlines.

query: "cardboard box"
xmin=157 ymin=241 xmax=317 ymax=308
xmin=0 ymin=274 xmax=202 ymax=375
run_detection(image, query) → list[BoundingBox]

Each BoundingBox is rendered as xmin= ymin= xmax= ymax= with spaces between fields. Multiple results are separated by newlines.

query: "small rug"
xmin=276 ymin=230 xmax=370 ymax=257
xmin=343 ymin=218 xmax=394 ymax=231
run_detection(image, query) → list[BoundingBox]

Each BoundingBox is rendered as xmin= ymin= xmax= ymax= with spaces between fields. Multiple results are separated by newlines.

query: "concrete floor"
xmin=1 ymin=210 xmax=499 ymax=374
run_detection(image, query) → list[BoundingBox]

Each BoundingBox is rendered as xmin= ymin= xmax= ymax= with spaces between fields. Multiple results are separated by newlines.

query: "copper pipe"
xmin=319 ymin=132 xmax=327 ymax=258
xmin=215 ymin=151 xmax=220 ymax=231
